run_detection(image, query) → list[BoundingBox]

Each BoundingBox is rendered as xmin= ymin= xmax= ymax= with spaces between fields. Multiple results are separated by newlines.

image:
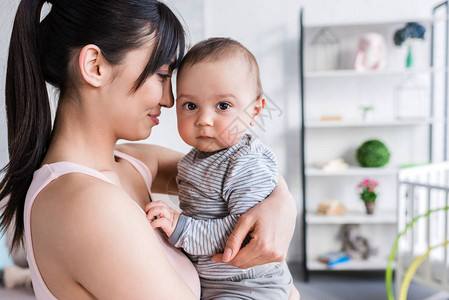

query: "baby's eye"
xmin=184 ymin=102 xmax=197 ymax=110
xmin=216 ymin=102 xmax=231 ymax=111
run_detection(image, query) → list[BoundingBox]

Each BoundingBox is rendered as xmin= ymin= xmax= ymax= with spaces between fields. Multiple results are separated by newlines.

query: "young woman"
xmin=0 ymin=0 xmax=297 ymax=299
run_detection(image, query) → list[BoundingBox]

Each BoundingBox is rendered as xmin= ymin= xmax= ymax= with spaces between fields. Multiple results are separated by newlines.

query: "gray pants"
xmin=199 ymin=261 xmax=293 ymax=300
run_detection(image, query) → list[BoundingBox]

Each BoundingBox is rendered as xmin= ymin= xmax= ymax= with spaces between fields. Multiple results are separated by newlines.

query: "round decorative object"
xmin=356 ymin=140 xmax=390 ymax=167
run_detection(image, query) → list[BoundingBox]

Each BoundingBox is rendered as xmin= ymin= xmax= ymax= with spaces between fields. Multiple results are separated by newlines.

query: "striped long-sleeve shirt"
xmin=168 ymin=134 xmax=279 ymax=280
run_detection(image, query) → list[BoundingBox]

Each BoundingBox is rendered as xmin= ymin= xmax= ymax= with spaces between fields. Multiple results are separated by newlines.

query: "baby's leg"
xmin=200 ymin=261 xmax=293 ymax=300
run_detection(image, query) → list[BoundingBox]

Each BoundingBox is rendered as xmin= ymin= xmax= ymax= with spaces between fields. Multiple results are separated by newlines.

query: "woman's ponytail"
xmin=0 ymin=0 xmax=51 ymax=250
xmin=0 ymin=0 xmax=185 ymax=251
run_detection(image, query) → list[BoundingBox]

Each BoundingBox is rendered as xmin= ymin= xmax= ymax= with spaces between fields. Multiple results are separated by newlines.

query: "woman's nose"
xmin=160 ymin=80 xmax=174 ymax=108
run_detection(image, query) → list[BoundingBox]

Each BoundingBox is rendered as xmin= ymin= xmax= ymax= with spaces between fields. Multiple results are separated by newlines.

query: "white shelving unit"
xmin=306 ymin=166 xmax=398 ymax=176
xmin=306 ymin=119 xmax=433 ymax=128
xmin=298 ymin=10 xmax=444 ymax=280
xmin=304 ymin=67 xmax=444 ymax=79
xmin=306 ymin=210 xmax=397 ymax=225
xmin=307 ymin=256 xmax=391 ymax=271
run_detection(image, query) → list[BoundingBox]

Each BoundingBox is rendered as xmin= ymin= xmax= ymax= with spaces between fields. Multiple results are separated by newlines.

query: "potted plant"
xmin=393 ymin=22 xmax=426 ymax=68
xmin=357 ymin=178 xmax=378 ymax=214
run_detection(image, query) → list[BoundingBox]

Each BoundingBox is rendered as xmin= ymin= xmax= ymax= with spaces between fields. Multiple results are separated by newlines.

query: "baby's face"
xmin=176 ymin=58 xmax=258 ymax=152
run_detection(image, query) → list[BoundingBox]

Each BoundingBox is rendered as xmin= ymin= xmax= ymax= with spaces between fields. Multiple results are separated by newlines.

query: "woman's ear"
xmin=78 ymin=44 xmax=110 ymax=87
xmin=250 ymin=97 xmax=265 ymax=126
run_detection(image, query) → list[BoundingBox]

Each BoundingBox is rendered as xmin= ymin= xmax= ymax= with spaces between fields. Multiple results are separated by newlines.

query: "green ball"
xmin=356 ymin=140 xmax=390 ymax=167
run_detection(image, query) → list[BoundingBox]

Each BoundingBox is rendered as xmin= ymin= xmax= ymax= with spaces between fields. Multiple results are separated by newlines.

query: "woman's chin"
xmin=123 ymin=129 xmax=153 ymax=142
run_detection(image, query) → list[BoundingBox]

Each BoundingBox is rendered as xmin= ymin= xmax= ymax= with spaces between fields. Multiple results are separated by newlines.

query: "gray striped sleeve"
xmin=168 ymin=214 xmax=240 ymax=255
xmin=223 ymin=150 xmax=278 ymax=215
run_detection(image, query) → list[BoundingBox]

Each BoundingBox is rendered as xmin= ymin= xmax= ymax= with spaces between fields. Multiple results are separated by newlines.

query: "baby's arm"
xmin=163 ymin=151 xmax=277 ymax=256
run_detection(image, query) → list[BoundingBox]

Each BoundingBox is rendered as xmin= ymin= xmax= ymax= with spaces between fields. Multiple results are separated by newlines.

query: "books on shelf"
xmin=318 ymin=251 xmax=351 ymax=267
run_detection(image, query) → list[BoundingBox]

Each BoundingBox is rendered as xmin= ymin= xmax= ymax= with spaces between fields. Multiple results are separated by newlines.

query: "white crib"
xmin=395 ymin=163 xmax=449 ymax=299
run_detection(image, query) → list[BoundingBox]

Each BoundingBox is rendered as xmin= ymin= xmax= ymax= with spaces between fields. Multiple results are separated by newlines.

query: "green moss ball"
xmin=356 ymin=140 xmax=390 ymax=167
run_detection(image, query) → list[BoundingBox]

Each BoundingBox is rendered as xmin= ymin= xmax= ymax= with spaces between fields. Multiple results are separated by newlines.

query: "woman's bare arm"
xmin=212 ymin=175 xmax=297 ymax=269
xmin=115 ymin=143 xmax=183 ymax=195
xmin=50 ymin=178 xmax=196 ymax=299
xmin=116 ymin=143 xmax=297 ymax=269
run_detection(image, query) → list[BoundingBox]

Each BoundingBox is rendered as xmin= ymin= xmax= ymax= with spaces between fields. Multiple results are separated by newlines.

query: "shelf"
xmin=299 ymin=6 xmax=444 ymax=279
xmin=306 ymin=210 xmax=396 ymax=224
xmin=306 ymin=119 xmax=433 ymax=128
xmin=305 ymin=68 xmax=445 ymax=79
xmin=306 ymin=166 xmax=398 ymax=176
xmin=304 ymin=16 xmax=439 ymax=29
xmin=307 ymin=256 xmax=391 ymax=271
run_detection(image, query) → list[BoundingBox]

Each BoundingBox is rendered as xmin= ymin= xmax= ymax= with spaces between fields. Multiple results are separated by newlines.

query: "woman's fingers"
xmin=212 ymin=214 xmax=254 ymax=264
xmin=226 ymin=235 xmax=273 ymax=269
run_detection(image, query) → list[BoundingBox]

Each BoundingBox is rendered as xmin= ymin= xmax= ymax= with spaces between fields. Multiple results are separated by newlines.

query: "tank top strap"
xmin=48 ymin=161 xmax=116 ymax=184
xmin=114 ymin=150 xmax=153 ymax=193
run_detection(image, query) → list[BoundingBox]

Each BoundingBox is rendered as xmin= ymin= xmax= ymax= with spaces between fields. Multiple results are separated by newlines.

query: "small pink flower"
xmin=358 ymin=178 xmax=379 ymax=192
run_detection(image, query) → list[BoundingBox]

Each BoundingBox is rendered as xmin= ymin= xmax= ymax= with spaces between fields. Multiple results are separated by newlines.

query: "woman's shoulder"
xmin=31 ymin=173 xmax=197 ymax=299
xmin=32 ymin=172 xmax=147 ymax=246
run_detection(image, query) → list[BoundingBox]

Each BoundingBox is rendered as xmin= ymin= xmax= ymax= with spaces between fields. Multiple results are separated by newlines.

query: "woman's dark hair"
xmin=0 ymin=0 xmax=185 ymax=250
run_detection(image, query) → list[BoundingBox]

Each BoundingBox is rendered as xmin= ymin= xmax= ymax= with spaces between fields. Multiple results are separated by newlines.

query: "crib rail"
xmin=396 ymin=163 xmax=449 ymax=298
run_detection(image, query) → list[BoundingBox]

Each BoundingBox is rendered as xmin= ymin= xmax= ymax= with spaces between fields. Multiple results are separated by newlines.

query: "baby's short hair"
xmin=178 ymin=37 xmax=263 ymax=99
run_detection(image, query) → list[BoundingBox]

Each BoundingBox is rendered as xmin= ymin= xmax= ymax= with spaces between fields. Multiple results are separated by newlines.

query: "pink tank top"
xmin=23 ymin=150 xmax=201 ymax=299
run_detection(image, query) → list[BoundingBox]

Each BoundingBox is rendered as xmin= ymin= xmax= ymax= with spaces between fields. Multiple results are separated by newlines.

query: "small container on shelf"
xmin=307 ymin=28 xmax=341 ymax=72
xmin=394 ymin=74 xmax=428 ymax=120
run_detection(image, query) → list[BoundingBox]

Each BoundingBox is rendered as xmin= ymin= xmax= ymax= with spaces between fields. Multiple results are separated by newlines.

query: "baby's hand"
xmin=145 ymin=200 xmax=180 ymax=238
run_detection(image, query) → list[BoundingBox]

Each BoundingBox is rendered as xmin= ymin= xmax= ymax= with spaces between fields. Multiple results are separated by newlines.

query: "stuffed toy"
xmin=0 ymin=229 xmax=33 ymax=293
xmin=341 ymin=224 xmax=378 ymax=260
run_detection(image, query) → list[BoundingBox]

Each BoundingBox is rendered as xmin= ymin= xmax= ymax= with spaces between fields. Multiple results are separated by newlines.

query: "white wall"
xmin=0 ymin=0 xmax=443 ymax=263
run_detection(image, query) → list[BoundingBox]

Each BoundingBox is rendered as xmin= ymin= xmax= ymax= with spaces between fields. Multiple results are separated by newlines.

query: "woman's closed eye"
xmin=183 ymin=102 xmax=198 ymax=110
xmin=157 ymin=73 xmax=171 ymax=82
xmin=216 ymin=102 xmax=231 ymax=111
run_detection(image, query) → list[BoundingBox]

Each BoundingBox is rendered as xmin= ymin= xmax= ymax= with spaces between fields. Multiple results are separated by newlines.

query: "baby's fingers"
xmin=144 ymin=200 xmax=168 ymax=213
xmin=146 ymin=205 xmax=172 ymax=221
xmin=151 ymin=218 xmax=174 ymax=237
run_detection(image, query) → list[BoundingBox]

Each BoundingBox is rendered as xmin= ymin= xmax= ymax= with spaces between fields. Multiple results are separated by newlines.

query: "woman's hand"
xmin=212 ymin=175 xmax=297 ymax=269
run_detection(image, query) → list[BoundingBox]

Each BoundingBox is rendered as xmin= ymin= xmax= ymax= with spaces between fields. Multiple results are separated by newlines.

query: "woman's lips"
xmin=148 ymin=114 xmax=160 ymax=125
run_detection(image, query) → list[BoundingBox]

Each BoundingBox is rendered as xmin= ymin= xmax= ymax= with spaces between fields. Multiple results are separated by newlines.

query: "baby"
xmin=147 ymin=37 xmax=294 ymax=299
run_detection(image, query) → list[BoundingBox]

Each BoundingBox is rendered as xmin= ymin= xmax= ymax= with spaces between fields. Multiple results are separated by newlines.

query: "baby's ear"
xmin=250 ymin=97 xmax=265 ymax=126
